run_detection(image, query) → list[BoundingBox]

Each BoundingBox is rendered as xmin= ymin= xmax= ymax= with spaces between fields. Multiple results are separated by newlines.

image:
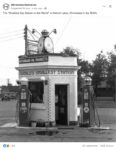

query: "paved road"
xmin=0 ymin=125 xmax=116 ymax=142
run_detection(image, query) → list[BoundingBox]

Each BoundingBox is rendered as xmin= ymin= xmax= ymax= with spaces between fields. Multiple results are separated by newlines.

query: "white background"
xmin=0 ymin=0 xmax=116 ymax=86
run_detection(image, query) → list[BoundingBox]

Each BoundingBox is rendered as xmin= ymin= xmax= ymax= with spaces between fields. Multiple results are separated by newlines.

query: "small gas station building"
xmin=16 ymin=53 xmax=79 ymax=126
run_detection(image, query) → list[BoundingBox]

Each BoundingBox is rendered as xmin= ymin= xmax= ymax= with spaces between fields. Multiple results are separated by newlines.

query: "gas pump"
xmin=18 ymin=77 xmax=31 ymax=127
xmin=80 ymin=76 xmax=96 ymax=127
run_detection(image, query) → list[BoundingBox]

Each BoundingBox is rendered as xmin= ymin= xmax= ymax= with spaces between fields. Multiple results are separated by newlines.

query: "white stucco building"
xmin=16 ymin=53 xmax=79 ymax=126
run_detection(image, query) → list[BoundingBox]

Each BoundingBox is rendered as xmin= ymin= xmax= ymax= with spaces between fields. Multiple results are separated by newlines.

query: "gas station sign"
xmin=19 ymin=55 xmax=48 ymax=64
xmin=19 ymin=69 xmax=75 ymax=76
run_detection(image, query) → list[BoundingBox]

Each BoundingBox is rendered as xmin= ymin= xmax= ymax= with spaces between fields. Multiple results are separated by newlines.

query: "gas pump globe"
xmin=84 ymin=76 xmax=92 ymax=86
xmin=20 ymin=77 xmax=28 ymax=86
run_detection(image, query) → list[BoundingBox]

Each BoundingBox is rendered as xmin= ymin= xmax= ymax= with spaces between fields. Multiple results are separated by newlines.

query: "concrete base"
xmin=69 ymin=121 xmax=78 ymax=126
xmin=50 ymin=121 xmax=56 ymax=127
xmin=31 ymin=121 xmax=37 ymax=127
xmin=28 ymin=121 xmax=78 ymax=127
xmin=45 ymin=121 xmax=56 ymax=127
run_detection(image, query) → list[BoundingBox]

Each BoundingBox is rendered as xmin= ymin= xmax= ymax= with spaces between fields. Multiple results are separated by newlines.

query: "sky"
xmin=0 ymin=0 xmax=116 ymax=85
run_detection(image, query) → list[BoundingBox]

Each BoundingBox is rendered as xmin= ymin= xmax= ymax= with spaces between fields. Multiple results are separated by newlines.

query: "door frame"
xmin=55 ymin=84 xmax=69 ymax=125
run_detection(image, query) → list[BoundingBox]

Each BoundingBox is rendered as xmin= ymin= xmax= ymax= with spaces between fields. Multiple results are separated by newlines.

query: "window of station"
xmin=29 ymin=81 xmax=44 ymax=103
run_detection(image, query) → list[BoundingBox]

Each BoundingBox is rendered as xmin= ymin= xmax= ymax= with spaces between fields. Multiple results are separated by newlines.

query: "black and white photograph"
xmin=0 ymin=0 xmax=116 ymax=149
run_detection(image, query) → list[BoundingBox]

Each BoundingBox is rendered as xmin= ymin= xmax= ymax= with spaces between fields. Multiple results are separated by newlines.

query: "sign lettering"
xmin=19 ymin=56 xmax=48 ymax=64
xmin=19 ymin=69 xmax=74 ymax=76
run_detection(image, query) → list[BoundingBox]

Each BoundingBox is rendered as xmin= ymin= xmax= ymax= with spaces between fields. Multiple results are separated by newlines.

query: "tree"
xmin=61 ymin=46 xmax=92 ymax=89
xmin=78 ymin=60 xmax=93 ymax=88
xmin=78 ymin=60 xmax=92 ymax=75
xmin=61 ymin=46 xmax=81 ymax=61
xmin=106 ymin=50 xmax=116 ymax=88
xmin=91 ymin=51 xmax=109 ymax=88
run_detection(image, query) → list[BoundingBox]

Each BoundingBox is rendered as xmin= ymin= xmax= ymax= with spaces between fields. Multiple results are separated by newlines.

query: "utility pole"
xmin=24 ymin=25 xmax=28 ymax=55
xmin=7 ymin=78 xmax=10 ymax=86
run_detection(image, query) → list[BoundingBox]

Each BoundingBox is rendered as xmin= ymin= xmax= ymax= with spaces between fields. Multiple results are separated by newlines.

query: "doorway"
xmin=55 ymin=85 xmax=68 ymax=125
